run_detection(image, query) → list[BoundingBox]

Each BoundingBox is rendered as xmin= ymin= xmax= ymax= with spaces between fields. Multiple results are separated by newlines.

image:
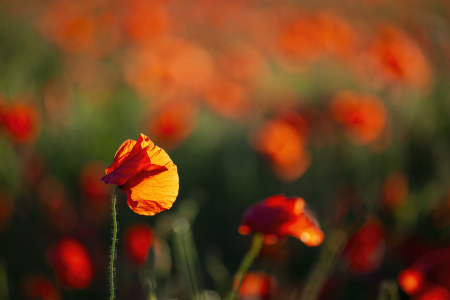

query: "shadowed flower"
xmin=23 ymin=276 xmax=62 ymax=300
xmin=330 ymin=91 xmax=386 ymax=145
xmin=344 ymin=217 xmax=385 ymax=273
xmin=124 ymin=223 xmax=154 ymax=265
xmin=48 ymin=237 xmax=94 ymax=289
xmin=239 ymin=195 xmax=324 ymax=247
xmin=101 ymin=133 xmax=179 ymax=216
xmin=383 ymin=171 xmax=408 ymax=208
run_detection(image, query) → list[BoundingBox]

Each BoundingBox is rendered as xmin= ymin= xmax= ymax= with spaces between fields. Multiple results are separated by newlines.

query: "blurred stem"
xmin=228 ymin=233 xmax=264 ymax=300
xmin=298 ymin=229 xmax=347 ymax=300
xmin=110 ymin=186 xmax=119 ymax=300
xmin=377 ymin=281 xmax=399 ymax=300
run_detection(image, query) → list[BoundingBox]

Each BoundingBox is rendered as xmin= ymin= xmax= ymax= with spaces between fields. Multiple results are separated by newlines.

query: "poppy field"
xmin=1 ymin=0 xmax=450 ymax=299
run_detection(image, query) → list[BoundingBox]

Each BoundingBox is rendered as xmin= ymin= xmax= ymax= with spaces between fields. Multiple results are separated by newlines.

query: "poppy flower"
xmin=235 ymin=272 xmax=275 ymax=300
xmin=48 ymin=237 xmax=94 ymax=289
xmin=344 ymin=217 xmax=385 ymax=273
xmin=330 ymin=91 xmax=386 ymax=145
xmin=101 ymin=133 xmax=179 ymax=216
xmin=80 ymin=161 xmax=111 ymax=201
xmin=383 ymin=171 xmax=408 ymax=208
xmin=239 ymin=195 xmax=324 ymax=247
xmin=124 ymin=223 xmax=154 ymax=265
xmin=3 ymin=103 xmax=40 ymax=143
xmin=254 ymin=114 xmax=311 ymax=182
xmin=23 ymin=276 xmax=62 ymax=300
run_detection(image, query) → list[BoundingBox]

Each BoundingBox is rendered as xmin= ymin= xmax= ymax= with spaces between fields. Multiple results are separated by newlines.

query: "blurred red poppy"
xmin=383 ymin=171 xmax=408 ymax=208
xmin=101 ymin=133 xmax=179 ymax=216
xmin=23 ymin=276 xmax=62 ymax=300
xmin=235 ymin=272 xmax=274 ymax=300
xmin=80 ymin=161 xmax=110 ymax=201
xmin=330 ymin=91 xmax=386 ymax=145
xmin=3 ymin=103 xmax=40 ymax=143
xmin=124 ymin=223 xmax=154 ymax=265
xmin=49 ymin=237 xmax=94 ymax=289
xmin=398 ymin=269 xmax=424 ymax=295
xmin=0 ymin=188 xmax=14 ymax=232
xmin=344 ymin=217 xmax=385 ymax=273
xmin=363 ymin=24 xmax=432 ymax=92
xmin=146 ymin=98 xmax=198 ymax=150
xmin=239 ymin=195 xmax=324 ymax=247
xmin=254 ymin=114 xmax=310 ymax=182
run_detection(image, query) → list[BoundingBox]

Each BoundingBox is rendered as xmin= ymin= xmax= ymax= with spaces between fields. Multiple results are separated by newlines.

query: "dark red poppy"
xmin=48 ymin=237 xmax=94 ymax=289
xmin=344 ymin=217 xmax=385 ymax=273
xmin=124 ymin=223 xmax=154 ymax=265
xmin=80 ymin=161 xmax=110 ymax=200
xmin=239 ymin=195 xmax=324 ymax=247
xmin=23 ymin=276 xmax=62 ymax=300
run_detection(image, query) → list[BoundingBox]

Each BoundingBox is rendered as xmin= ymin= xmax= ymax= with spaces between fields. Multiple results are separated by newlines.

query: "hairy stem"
xmin=228 ymin=233 xmax=264 ymax=300
xmin=110 ymin=186 xmax=119 ymax=300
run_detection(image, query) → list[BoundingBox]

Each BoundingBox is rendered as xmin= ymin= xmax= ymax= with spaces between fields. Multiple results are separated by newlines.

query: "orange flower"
xmin=383 ymin=171 xmax=408 ymax=207
xmin=330 ymin=91 xmax=386 ymax=144
xmin=398 ymin=269 xmax=424 ymax=295
xmin=254 ymin=114 xmax=310 ymax=181
xmin=235 ymin=272 xmax=274 ymax=300
xmin=101 ymin=133 xmax=179 ymax=216
xmin=239 ymin=195 xmax=324 ymax=247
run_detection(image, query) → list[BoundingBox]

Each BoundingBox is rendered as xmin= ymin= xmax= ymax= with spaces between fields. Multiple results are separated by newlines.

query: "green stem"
xmin=228 ymin=233 xmax=264 ymax=300
xmin=110 ymin=186 xmax=119 ymax=300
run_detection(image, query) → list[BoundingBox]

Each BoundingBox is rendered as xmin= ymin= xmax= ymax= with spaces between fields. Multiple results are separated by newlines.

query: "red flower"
xmin=235 ymin=272 xmax=275 ymax=300
xmin=101 ymin=133 xmax=179 ymax=216
xmin=3 ymin=103 xmax=39 ymax=143
xmin=48 ymin=237 xmax=94 ymax=289
xmin=124 ymin=223 xmax=154 ymax=265
xmin=239 ymin=195 xmax=324 ymax=247
xmin=344 ymin=217 xmax=385 ymax=273
xmin=23 ymin=276 xmax=62 ymax=300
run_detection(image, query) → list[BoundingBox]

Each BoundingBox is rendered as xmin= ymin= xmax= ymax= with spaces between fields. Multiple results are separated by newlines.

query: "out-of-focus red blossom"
xmin=80 ymin=161 xmax=110 ymax=200
xmin=48 ymin=237 xmax=94 ymax=289
xmin=239 ymin=195 xmax=324 ymax=247
xmin=330 ymin=91 xmax=386 ymax=145
xmin=363 ymin=24 xmax=432 ymax=92
xmin=234 ymin=272 xmax=275 ymax=300
xmin=3 ymin=102 xmax=40 ymax=143
xmin=146 ymin=99 xmax=198 ymax=150
xmin=121 ymin=0 xmax=171 ymax=44
xmin=23 ymin=276 xmax=62 ymax=300
xmin=38 ymin=176 xmax=78 ymax=232
xmin=254 ymin=114 xmax=310 ymax=182
xmin=344 ymin=217 xmax=385 ymax=273
xmin=419 ymin=287 xmax=450 ymax=300
xmin=398 ymin=269 xmax=424 ymax=295
xmin=202 ymin=76 xmax=251 ymax=121
xmin=277 ymin=12 xmax=358 ymax=67
xmin=37 ymin=0 xmax=121 ymax=56
xmin=124 ymin=223 xmax=154 ymax=265
xmin=383 ymin=171 xmax=408 ymax=207
xmin=398 ymin=248 xmax=450 ymax=297
xmin=125 ymin=37 xmax=215 ymax=99
xmin=0 ymin=188 xmax=14 ymax=232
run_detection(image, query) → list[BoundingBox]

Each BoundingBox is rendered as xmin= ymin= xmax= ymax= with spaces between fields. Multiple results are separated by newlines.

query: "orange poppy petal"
xmin=101 ymin=147 xmax=152 ymax=186
xmin=105 ymin=140 xmax=137 ymax=174
xmin=121 ymin=141 xmax=178 ymax=216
